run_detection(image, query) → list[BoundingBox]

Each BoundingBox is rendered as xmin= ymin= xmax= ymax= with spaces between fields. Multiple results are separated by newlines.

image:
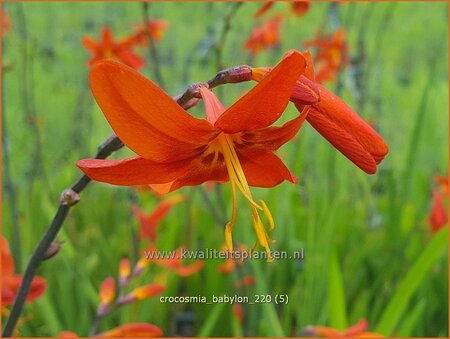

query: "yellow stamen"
xmin=261 ymin=200 xmax=275 ymax=230
xmin=225 ymin=222 xmax=233 ymax=251
xmin=215 ymin=133 xmax=276 ymax=262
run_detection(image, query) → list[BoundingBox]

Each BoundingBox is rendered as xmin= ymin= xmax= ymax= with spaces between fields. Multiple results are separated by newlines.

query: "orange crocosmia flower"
xmin=132 ymin=195 xmax=184 ymax=242
xmin=303 ymin=28 xmax=348 ymax=83
xmin=77 ymin=51 xmax=310 ymax=260
xmin=254 ymin=2 xmax=275 ymax=18
xmin=82 ymin=26 xmax=145 ymax=69
xmin=99 ymin=323 xmax=163 ymax=338
xmin=310 ymin=319 xmax=383 ymax=338
xmin=146 ymin=245 xmax=204 ymax=276
xmin=1 ymin=237 xmax=46 ymax=307
xmin=252 ymin=50 xmax=388 ymax=174
xmin=243 ymin=15 xmax=283 ymax=56
xmin=429 ymin=188 xmax=448 ymax=233
xmin=217 ymin=244 xmax=248 ymax=273
xmin=235 ymin=275 xmax=256 ymax=288
xmin=254 ymin=2 xmax=310 ymax=18
xmin=2 ymin=10 xmax=11 ymax=36
xmin=133 ymin=19 xmax=168 ymax=45
xmin=232 ymin=304 xmax=244 ymax=322
xmin=290 ymin=1 xmax=311 ymax=17
xmin=434 ymin=175 xmax=449 ymax=195
xmin=58 ymin=331 xmax=79 ymax=338
xmin=175 ymin=260 xmax=204 ymax=277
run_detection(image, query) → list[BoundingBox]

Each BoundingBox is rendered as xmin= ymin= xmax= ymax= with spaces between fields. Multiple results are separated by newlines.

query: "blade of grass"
xmin=396 ymin=300 xmax=426 ymax=337
xmin=376 ymin=227 xmax=448 ymax=335
xmin=328 ymin=250 xmax=347 ymax=330
xmin=251 ymin=260 xmax=285 ymax=337
xmin=197 ymin=303 xmax=225 ymax=337
xmin=232 ymin=313 xmax=243 ymax=337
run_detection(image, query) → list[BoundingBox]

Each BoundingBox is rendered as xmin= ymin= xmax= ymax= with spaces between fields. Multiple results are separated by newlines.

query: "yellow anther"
xmin=225 ymin=222 xmax=234 ymax=252
xmin=260 ymin=200 xmax=275 ymax=231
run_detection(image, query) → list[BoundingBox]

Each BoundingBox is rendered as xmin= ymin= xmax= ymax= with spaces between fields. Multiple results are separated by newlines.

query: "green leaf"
xmin=376 ymin=227 xmax=448 ymax=335
xmin=251 ymin=260 xmax=285 ymax=337
xmin=197 ymin=303 xmax=225 ymax=337
xmin=328 ymin=250 xmax=347 ymax=330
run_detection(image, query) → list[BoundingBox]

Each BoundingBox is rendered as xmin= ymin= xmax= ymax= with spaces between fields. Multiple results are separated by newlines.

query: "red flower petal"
xmin=254 ymin=2 xmax=275 ymax=18
xmin=163 ymin=153 xmax=229 ymax=192
xmin=77 ymin=156 xmax=194 ymax=186
xmin=301 ymin=85 xmax=389 ymax=174
xmin=2 ymin=275 xmax=46 ymax=306
xmin=82 ymin=36 xmax=97 ymax=51
xmin=344 ymin=319 xmax=368 ymax=337
xmin=1 ymin=236 xmax=14 ymax=277
xmin=429 ymin=189 xmax=448 ymax=233
xmin=100 ymin=323 xmax=163 ymax=337
xmin=215 ymin=50 xmax=306 ymax=133
xmin=240 ymin=110 xmax=308 ymax=151
xmin=200 ymin=86 xmax=227 ymax=124
xmin=292 ymin=75 xmax=320 ymax=105
xmin=175 ymin=260 xmax=204 ymax=277
xmin=238 ymin=149 xmax=296 ymax=187
xmin=291 ymin=1 xmax=310 ymax=17
xmin=90 ymin=61 xmax=218 ymax=162
xmin=114 ymin=49 xmax=146 ymax=70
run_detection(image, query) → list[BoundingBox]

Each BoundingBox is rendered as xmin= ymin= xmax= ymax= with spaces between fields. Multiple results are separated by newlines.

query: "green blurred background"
xmin=2 ymin=1 xmax=448 ymax=337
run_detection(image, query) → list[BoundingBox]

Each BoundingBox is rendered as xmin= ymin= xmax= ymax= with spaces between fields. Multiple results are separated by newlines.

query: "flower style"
xmin=243 ymin=15 xmax=283 ymax=56
xmin=77 ymin=51 xmax=310 ymax=261
xmin=303 ymin=28 xmax=348 ymax=83
xmin=252 ymin=51 xmax=388 ymax=174
xmin=305 ymin=319 xmax=383 ymax=338
xmin=82 ymin=26 xmax=145 ymax=69
xmin=132 ymin=19 xmax=168 ymax=45
xmin=2 ymin=237 xmax=46 ymax=308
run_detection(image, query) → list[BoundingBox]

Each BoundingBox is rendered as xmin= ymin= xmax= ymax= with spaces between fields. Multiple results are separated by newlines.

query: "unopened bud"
xmin=42 ymin=241 xmax=63 ymax=261
xmin=119 ymin=258 xmax=131 ymax=287
xmin=60 ymin=189 xmax=80 ymax=206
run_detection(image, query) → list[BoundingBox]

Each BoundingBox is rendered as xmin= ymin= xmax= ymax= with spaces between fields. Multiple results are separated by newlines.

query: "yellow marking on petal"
xmin=261 ymin=200 xmax=275 ymax=230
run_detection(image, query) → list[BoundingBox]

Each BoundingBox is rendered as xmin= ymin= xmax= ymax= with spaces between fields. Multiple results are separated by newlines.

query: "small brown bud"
xmin=42 ymin=241 xmax=63 ymax=260
xmin=60 ymin=189 xmax=80 ymax=206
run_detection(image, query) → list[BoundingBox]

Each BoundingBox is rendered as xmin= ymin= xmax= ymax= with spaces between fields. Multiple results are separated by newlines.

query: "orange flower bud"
xmin=119 ymin=258 xmax=131 ymax=286
xmin=119 ymin=284 xmax=165 ymax=304
xmin=133 ymin=257 xmax=150 ymax=277
xmin=99 ymin=277 xmax=115 ymax=305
